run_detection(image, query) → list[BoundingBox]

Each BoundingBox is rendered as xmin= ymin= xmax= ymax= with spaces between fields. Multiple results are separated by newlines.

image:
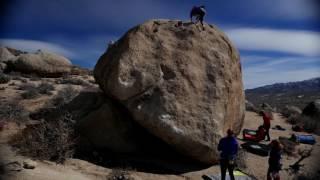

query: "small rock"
xmin=23 ymin=159 xmax=37 ymax=169
xmin=5 ymin=161 xmax=23 ymax=172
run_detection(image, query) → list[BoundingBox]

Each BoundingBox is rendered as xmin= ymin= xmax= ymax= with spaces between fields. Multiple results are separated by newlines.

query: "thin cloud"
xmin=226 ymin=28 xmax=320 ymax=56
xmin=0 ymin=38 xmax=75 ymax=58
xmin=242 ymin=55 xmax=320 ymax=89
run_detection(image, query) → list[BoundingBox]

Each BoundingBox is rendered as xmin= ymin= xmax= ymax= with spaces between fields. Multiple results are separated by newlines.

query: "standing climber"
xmin=267 ymin=140 xmax=283 ymax=180
xmin=190 ymin=5 xmax=206 ymax=29
xmin=261 ymin=111 xmax=271 ymax=141
xmin=218 ymin=129 xmax=238 ymax=180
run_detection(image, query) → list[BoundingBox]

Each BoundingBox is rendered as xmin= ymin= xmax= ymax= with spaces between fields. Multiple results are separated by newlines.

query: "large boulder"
xmin=94 ymin=20 xmax=245 ymax=164
xmin=10 ymin=50 xmax=72 ymax=77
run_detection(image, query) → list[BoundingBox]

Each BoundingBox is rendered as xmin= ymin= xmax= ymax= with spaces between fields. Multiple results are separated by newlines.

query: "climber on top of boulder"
xmin=190 ymin=5 xmax=206 ymax=29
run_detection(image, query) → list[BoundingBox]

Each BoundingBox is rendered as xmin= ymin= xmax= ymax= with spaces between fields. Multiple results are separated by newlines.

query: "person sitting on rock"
xmin=218 ymin=129 xmax=238 ymax=180
xmin=190 ymin=5 xmax=206 ymax=29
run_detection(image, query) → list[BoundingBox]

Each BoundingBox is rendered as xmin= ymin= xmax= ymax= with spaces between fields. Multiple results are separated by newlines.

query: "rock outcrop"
xmin=94 ymin=20 xmax=245 ymax=163
xmin=11 ymin=50 xmax=72 ymax=77
xmin=0 ymin=47 xmax=16 ymax=63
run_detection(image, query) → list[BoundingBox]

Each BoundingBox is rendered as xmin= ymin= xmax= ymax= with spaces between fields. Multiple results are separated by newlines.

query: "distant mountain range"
xmin=245 ymin=77 xmax=320 ymax=110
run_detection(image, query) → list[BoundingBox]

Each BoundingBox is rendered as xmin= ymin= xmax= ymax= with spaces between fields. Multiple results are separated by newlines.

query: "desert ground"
xmin=0 ymin=76 xmax=319 ymax=180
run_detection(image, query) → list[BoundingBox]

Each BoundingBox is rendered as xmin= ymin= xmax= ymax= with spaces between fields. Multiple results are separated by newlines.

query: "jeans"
xmin=220 ymin=159 xmax=235 ymax=180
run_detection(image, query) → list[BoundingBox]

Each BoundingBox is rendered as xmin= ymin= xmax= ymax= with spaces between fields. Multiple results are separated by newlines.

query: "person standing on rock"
xmin=267 ymin=140 xmax=283 ymax=180
xmin=260 ymin=111 xmax=271 ymax=141
xmin=218 ymin=129 xmax=238 ymax=180
xmin=190 ymin=5 xmax=206 ymax=29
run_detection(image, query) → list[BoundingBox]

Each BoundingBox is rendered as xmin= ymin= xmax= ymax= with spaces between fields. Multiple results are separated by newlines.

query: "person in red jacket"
xmin=260 ymin=111 xmax=271 ymax=141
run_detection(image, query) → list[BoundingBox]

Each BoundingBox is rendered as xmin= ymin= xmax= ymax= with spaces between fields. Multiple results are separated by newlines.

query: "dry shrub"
xmin=19 ymin=84 xmax=40 ymax=99
xmin=106 ymin=169 xmax=134 ymax=180
xmin=0 ymin=101 xmax=28 ymax=121
xmin=57 ymin=77 xmax=89 ymax=86
xmin=10 ymin=112 xmax=77 ymax=163
xmin=51 ymin=85 xmax=79 ymax=108
xmin=287 ymin=114 xmax=300 ymax=124
xmin=0 ymin=73 xmax=10 ymax=84
xmin=38 ymin=82 xmax=55 ymax=95
xmin=279 ymin=136 xmax=299 ymax=156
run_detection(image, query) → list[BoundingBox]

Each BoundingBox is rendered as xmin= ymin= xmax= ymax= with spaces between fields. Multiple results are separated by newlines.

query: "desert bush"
xmin=0 ymin=73 xmax=11 ymax=84
xmin=279 ymin=136 xmax=299 ymax=156
xmin=20 ymin=83 xmax=39 ymax=99
xmin=51 ymin=85 xmax=79 ymax=108
xmin=106 ymin=169 xmax=134 ymax=180
xmin=38 ymin=82 xmax=55 ymax=95
xmin=57 ymin=77 xmax=89 ymax=86
xmin=21 ymin=88 xmax=40 ymax=99
xmin=0 ymin=101 xmax=27 ymax=121
xmin=287 ymin=114 xmax=300 ymax=124
xmin=10 ymin=112 xmax=77 ymax=163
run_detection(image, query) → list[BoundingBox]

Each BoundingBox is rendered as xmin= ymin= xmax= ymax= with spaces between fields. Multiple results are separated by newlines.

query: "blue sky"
xmin=0 ymin=0 xmax=319 ymax=89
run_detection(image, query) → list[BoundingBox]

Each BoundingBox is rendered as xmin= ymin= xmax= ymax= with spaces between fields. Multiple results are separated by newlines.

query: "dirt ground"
xmin=0 ymin=78 xmax=319 ymax=180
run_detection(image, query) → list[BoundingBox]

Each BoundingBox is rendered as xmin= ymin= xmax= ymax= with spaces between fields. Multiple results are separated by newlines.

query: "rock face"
xmin=94 ymin=20 xmax=245 ymax=163
xmin=68 ymin=89 xmax=182 ymax=156
xmin=11 ymin=50 xmax=72 ymax=77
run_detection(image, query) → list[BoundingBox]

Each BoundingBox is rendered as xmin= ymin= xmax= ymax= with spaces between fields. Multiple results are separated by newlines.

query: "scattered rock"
xmin=94 ymin=20 xmax=245 ymax=163
xmin=4 ymin=161 xmax=23 ymax=172
xmin=23 ymin=159 xmax=37 ymax=169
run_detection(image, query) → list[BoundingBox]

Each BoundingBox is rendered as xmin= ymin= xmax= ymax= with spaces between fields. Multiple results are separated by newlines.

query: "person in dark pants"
xmin=261 ymin=111 xmax=271 ymax=141
xmin=267 ymin=140 xmax=283 ymax=180
xmin=190 ymin=5 xmax=206 ymax=29
xmin=218 ymin=129 xmax=238 ymax=180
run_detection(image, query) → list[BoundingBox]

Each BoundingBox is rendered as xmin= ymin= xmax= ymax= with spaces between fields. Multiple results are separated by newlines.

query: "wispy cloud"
xmin=226 ymin=28 xmax=320 ymax=56
xmin=242 ymin=55 xmax=320 ymax=89
xmin=0 ymin=38 xmax=75 ymax=58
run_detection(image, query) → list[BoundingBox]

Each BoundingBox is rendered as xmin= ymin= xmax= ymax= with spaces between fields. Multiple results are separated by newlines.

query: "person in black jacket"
xmin=267 ymin=140 xmax=283 ymax=180
xmin=190 ymin=5 xmax=206 ymax=29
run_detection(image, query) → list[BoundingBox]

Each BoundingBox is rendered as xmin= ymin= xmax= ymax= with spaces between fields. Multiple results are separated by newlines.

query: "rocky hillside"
xmin=245 ymin=77 xmax=320 ymax=110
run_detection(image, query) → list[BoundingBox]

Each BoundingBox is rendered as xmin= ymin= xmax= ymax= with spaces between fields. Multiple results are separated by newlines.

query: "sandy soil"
xmin=0 ymin=77 xmax=319 ymax=180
